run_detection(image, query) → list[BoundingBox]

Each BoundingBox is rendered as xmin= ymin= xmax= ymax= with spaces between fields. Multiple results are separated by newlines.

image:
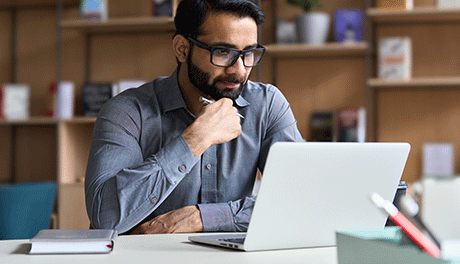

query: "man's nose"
xmin=225 ymin=55 xmax=247 ymax=76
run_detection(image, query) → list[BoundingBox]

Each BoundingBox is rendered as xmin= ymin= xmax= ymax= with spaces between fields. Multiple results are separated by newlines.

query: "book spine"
xmin=0 ymin=85 xmax=4 ymax=119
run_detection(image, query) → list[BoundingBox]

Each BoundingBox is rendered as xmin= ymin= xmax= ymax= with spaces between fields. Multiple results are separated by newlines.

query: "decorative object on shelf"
xmin=438 ymin=0 xmax=460 ymax=8
xmin=309 ymin=111 xmax=335 ymax=142
xmin=276 ymin=19 xmax=297 ymax=44
xmin=0 ymin=83 xmax=30 ymax=120
xmin=112 ymin=80 xmax=146 ymax=97
xmin=54 ymin=81 xmax=75 ymax=120
xmin=80 ymin=0 xmax=108 ymax=20
xmin=378 ymin=37 xmax=412 ymax=80
xmin=422 ymin=143 xmax=455 ymax=178
xmin=336 ymin=107 xmax=366 ymax=143
xmin=377 ymin=0 xmax=413 ymax=10
xmin=152 ymin=0 xmax=173 ymax=16
xmin=82 ymin=83 xmax=113 ymax=117
xmin=287 ymin=0 xmax=330 ymax=44
xmin=333 ymin=9 xmax=364 ymax=44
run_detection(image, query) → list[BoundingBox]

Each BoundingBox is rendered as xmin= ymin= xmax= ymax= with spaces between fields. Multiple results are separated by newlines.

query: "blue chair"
xmin=0 ymin=181 xmax=56 ymax=240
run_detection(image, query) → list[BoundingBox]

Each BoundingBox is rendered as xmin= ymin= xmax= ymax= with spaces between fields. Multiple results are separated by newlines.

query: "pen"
xmin=399 ymin=195 xmax=441 ymax=248
xmin=200 ymin=97 xmax=244 ymax=119
xmin=370 ymin=192 xmax=440 ymax=258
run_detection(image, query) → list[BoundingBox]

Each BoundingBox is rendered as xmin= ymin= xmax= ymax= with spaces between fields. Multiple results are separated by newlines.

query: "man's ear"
xmin=173 ymin=35 xmax=190 ymax=63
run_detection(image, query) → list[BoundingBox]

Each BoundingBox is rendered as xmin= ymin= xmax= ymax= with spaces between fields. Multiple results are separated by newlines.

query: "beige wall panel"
xmin=14 ymin=125 xmax=57 ymax=182
xmin=0 ymin=11 xmax=12 ymax=84
xmin=376 ymin=23 xmax=460 ymax=77
xmin=58 ymin=122 xmax=94 ymax=184
xmin=58 ymin=183 xmax=90 ymax=229
xmin=377 ymin=89 xmax=460 ymax=183
xmin=274 ymin=57 xmax=366 ymax=138
xmin=90 ymin=32 xmax=177 ymax=83
xmin=16 ymin=10 xmax=57 ymax=117
xmin=0 ymin=127 xmax=12 ymax=183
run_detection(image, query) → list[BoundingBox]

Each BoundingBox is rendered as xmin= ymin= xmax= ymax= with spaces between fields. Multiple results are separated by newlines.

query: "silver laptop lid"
xmin=243 ymin=142 xmax=410 ymax=251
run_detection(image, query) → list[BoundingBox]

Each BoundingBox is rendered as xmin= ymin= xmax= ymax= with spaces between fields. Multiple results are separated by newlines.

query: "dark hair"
xmin=174 ymin=0 xmax=265 ymax=38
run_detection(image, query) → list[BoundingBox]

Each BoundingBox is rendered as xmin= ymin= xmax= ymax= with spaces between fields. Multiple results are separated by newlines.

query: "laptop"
xmin=189 ymin=142 xmax=411 ymax=251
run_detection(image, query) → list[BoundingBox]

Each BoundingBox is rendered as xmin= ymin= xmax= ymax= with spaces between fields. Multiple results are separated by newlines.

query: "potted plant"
xmin=287 ymin=0 xmax=330 ymax=44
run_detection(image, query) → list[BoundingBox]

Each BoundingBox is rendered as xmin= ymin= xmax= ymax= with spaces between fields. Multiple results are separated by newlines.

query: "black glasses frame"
xmin=187 ymin=37 xmax=266 ymax=68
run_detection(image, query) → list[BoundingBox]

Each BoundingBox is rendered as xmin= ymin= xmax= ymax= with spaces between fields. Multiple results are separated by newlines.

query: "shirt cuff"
xmin=197 ymin=203 xmax=236 ymax=232
xmin=155 ymin=135 xmax=200 ymax=185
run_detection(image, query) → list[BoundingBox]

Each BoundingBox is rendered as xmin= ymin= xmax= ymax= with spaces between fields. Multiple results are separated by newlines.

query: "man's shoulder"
xmin=243 ymin=80 xmax=284 ymax=101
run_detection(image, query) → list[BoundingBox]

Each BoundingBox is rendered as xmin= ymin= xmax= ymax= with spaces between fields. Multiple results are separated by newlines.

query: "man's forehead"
xmin=198 ymin=12 xmax=258 ymax=44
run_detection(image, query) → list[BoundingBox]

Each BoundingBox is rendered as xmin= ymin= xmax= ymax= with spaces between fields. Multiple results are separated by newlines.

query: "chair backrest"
xmin=0 ymin=181 xmax=57 ymax=240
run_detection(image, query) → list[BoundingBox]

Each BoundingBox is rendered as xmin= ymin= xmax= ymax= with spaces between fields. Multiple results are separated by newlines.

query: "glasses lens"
xmin=211 ymin=48 xmax=265 ymax=67
xmin=244 ymin=49 xmax=264 ymax=67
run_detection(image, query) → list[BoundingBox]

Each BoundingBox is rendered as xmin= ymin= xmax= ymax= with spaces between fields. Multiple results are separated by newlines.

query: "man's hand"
xmin=130 ymin=205 xmax=203 ymax=234
xmin=182 ymin=98 xmax=242 ymax=156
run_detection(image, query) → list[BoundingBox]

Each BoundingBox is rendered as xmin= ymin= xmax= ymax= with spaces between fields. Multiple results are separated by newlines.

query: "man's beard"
xmin=187 ymin=52 xmax=246 ymax=101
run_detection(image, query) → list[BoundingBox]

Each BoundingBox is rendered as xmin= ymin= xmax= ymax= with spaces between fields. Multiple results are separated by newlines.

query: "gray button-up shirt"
xmin=85 ymin=68 xmax=303 ymax=234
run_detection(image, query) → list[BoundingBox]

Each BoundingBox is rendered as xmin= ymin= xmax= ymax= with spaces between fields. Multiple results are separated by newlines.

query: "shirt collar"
xmin=158 ymin=67 xmax=251 ymax=115
xmin=158 ymin=68 xmax=187 ymax=115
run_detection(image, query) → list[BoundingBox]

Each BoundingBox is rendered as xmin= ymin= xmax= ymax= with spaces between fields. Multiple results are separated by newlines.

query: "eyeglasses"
xmin=187 ymin=37 xmax=265 ymax=68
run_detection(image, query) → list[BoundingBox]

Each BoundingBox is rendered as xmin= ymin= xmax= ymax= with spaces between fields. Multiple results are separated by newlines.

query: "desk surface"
xmin=0 ymin=233 xmax=337 ymax=264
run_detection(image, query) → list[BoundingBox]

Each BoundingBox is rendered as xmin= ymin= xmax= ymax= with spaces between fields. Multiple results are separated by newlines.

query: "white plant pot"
xmin=296 ymin=12 xmax=330 ymax=44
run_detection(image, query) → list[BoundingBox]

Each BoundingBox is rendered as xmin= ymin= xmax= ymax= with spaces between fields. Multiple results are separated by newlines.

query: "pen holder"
xmin=385 ymin=180 xmax=408 ymax=226
xmin=336 ymin=227 xmax=459 ymax=264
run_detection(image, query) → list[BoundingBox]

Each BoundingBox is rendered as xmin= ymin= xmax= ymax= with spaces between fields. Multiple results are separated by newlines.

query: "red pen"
xmin=370 ymin=192 xmax=440 ymax=258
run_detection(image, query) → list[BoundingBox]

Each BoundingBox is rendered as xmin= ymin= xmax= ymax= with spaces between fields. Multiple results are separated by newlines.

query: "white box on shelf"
xmin=55 ymin=81 xmax=75 ymax=120
xmin=438 ymin=0 xmax=460 ymax=8
xmin=0 ymin=83 xmax=30 ymax=120
xmin=378 ymin=37 xmax=412 ymax=80
xmin=422 ymin=143 xmax=455 ymax=178
xmin=112 ymin=80 xmax=146 ymax=97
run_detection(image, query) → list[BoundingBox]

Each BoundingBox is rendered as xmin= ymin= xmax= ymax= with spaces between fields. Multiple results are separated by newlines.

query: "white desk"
xmin=0 ymin=233 xmax=337 ymax=264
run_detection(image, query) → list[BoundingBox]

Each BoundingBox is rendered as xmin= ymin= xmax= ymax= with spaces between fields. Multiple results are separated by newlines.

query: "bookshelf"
xmin=367 ymin=6 xmax=460 ymax=183
xmin=4 ymin=0 xmax=458 ymax=230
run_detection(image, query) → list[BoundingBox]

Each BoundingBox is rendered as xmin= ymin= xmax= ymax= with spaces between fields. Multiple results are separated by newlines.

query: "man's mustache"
xmin=214 ymin=76 xmax=245 ymax=84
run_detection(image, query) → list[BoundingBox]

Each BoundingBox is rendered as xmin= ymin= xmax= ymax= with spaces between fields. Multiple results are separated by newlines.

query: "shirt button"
xmin=178 ymin=165 xmax=186 ymax=173
xmin=150 ymin=197 xmax=158 ymax=204
xmin=206 ymin=164 xmax=212 ymax=170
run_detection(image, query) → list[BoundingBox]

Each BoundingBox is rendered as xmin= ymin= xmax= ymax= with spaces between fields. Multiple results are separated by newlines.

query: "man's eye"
xmin=215 ymin=49 xmax=231 ymax=56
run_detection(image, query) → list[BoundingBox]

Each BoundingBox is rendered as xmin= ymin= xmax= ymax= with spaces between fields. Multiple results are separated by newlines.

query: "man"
xmin=85 ymin=0 xmax=303 ymax=235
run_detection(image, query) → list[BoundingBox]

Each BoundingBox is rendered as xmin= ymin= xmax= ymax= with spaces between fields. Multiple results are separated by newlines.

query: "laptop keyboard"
xmin=219 ymin=237 xmax=245 ymax=244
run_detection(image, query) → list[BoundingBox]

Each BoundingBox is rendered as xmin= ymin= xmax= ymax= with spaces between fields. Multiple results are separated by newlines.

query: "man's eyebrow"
xmin=210 ymin=42 xmax=259 ymax=50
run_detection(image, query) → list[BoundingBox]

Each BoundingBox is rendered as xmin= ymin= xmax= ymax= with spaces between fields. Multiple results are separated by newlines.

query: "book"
xmin=378 ymin=37 xmax=412 ymax=80
xmin=55 ymin=81 xmax=75 ymax=119
xmin=82 ymin=83 xmax=113 ymax=117
xmin=29 ymin=229 xmax=117 ymax=254
xmin=80 ymin=0 xmax=108 ymax=20
xmin=0 ymin=83 xmax=30 ymax=120
xmin=152 ymin=0 xmax=173 ymax=16
xmin=309 ymin=112 xmax=335 ymax=142
xmin=377 ymin=0 xmax=413 ymax=10
xmin=336 ymin=108 xmax=366 ymax=142
xmin=333 ymin=9 xmax=364 ymax=44
xmin=112 ymin=80 xmax=146 ymax=97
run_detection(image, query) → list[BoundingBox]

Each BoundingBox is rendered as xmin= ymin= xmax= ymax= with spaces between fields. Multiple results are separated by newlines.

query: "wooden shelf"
xmin=368 ymin=77 xmax=460 ymax=88
xmin=0 ymin=117 xmax=96 ymax=126
xmin=367 ymin=7 xmax=460 ymax=23
xmin=0 ymin=0 xmax=78 ymax=8
xmin=264 ymin=42 xmax=368 ymax=58
xmin=60 ymin=17 xmax=176 ymax=33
